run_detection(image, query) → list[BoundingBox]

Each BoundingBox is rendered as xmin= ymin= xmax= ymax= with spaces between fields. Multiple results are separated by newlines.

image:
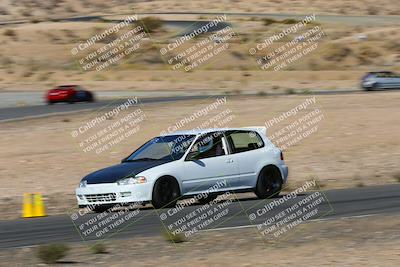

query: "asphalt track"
xmin=1 ymin=12 xmax=400 ymax=26
xmin=0 ymin=95 xmax=224 ymax=122
xmin=0 ymin=89 xmax=369 ymax=122
xmin=0 ymin=184 xmax=399 ymax=249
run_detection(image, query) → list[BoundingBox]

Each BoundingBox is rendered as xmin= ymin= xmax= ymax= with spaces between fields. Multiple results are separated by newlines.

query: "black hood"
xmin=82 ymin=160 xmax=170 ymax=184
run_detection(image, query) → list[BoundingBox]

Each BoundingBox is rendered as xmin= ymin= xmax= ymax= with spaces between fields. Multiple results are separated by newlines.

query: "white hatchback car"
xmin=76 ymin=127 xmax=288 ymax=211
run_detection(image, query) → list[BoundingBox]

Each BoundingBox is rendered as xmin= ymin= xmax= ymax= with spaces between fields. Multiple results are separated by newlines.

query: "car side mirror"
xmin=121 ymin=157 xmax=128 ymax=163
xmin=186 ymin=151 xmax=198 ymax=161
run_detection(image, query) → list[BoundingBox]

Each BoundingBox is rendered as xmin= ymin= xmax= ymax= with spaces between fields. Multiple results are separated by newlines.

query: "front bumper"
xmin=280 ymin=164 xmax=289 ymax=183
xmin=75 ymin=182 xmax=152 ymax=206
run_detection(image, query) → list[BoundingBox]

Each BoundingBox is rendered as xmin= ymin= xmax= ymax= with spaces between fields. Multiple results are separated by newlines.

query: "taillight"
xmin=280 ymin=151 xmax=284 ymax=161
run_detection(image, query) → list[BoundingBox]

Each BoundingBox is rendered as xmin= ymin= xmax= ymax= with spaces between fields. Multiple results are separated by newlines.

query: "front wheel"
xmin=254 ymin=166 xmax=282 ymax=199
xmin=152 ymin=177 xmax=180 ymax=209
xmin=91 ymin=204 xmax=114 ymax=213
xmin=197 ymin=194 xmax=218 ymax=205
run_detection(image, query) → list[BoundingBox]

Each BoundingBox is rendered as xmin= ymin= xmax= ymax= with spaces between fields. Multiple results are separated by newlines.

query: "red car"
xmin=46 ymin=85 xmax=94 ymax=104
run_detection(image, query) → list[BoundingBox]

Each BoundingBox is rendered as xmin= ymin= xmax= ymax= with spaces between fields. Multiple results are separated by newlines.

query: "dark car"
xmin=46 ymin=85 xmax=94 ymax=104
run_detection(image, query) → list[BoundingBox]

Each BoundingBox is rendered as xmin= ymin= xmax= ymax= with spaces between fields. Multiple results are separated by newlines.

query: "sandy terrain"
xmin=0 ymin=0 xmax=399 ymax=21
xmin=0 ymin=14 xmax=399 ymax=93
xmin=0 ymin=91 xmax=399 ymax=218
xmin=0 ymin=213 xmax=399 ymax=266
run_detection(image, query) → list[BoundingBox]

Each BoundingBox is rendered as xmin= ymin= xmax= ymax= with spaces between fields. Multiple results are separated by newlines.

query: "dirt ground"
xmin=0 ymin=91 xmax=399 ymax=219
xmin=1 ymin=0 xmax=399 ymax=20
xmin=0 ymin=213 xmax=399 ymax=266
xmin=0 ymin=11 xmax=399 ymax=93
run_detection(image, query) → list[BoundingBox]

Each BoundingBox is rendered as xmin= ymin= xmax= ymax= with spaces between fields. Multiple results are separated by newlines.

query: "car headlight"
xmin=117 ymin=176 xmax=147 ymax=185
xmin=79 ymin=180 xmax=87 ymax=188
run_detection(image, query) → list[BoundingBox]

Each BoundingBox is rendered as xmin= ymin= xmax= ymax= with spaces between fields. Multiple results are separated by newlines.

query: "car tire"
xmin=197 ymin=193 xmax=218 ymax=205
xmin=254 ymin=165 xmax=282 ymax=199
xmin=68 ymin=95 xmax=76 ymax=104
xmin=152 ymin=177 xmax=180 ymax=209
xmin=371 ymin=83 xmax=380 ymax=90
xmin=87 ymin=92 xmax=94 ymax=102
xmin=91 ymin=205 xmax=113 ymax=213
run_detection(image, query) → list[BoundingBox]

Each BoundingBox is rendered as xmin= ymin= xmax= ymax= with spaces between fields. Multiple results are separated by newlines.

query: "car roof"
xmin=368 ymin=71 xmax=394 ymax=74
xmin=160 ymin=126 xmax=267 ymax=136
xmin=57 ymin=85 xmax=78 ymax=87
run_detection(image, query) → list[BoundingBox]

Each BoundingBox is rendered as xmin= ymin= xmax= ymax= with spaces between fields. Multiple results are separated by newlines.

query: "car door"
xmin=225 ymin=130 xmax=266 ymax=188
xmin=181 ymin=131 xmax=240 ymax=195
xmin=388 ymin=74 xmax=400 ymax=89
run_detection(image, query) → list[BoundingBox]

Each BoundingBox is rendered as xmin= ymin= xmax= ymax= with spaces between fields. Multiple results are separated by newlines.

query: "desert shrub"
xmin=3 ymin=29 xmax=16 ymax=38
xmin=162 ymin=229 xmax=186 ymax=243
xmin=90 ymin=243 xmax=107 ymax=254
xmin=357 ymin=182 xmax=365 ymax=187
xmin=393 ymin=172 xmax=400 ymax=183
xmin=0 ymin=8 xmax=8 ymax=15
xmin=138 ymin=17 xmax=163 ymax=33
xmin=263 ymin=18 xmax=278 ymax=26
xmin=1 ymin=56 xmax=14 ymax=67
xmin=37 ymin=244 xmax=70 ymax=264
xmin=307 ymin=59 xmax=320 ymax=71
xmin=22 ymin=70 xmax=33 ymax=78
xmin=231 ymin=50 xmax=245 ymax=60
xmin=257 ymin=91 xmax=267 ymax=96
xmin=366 ymin=6 xmax=379 ymax=15
xmin=285 ymin=88 xmax=295 ymax=94
xmin=281 ymin=18 xmax=300 ymax=24
xmin=358 ymin=45 xmax=381 ymax=58
xmin=323 ymin=44 xmax=352 ymax=62
xmin=37 ymin=72 xmax=50 ymax=81
xmin=20 ymin=9 xmax=32 ymax=17
xmin=30 ymin=18 xmax=42 ymax=23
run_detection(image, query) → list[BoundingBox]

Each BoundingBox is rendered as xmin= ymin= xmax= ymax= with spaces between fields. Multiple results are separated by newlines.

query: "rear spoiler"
xmin=242 ymin=126 xmax=267 ymax=136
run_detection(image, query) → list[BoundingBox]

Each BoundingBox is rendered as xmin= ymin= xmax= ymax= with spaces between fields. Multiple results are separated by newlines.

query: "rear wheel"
xmin=152 ymin=177 xmax=180 ymax=209
xmin=87 ymin=93 xmax=94 ymax=102
xmin=254 ymin=166 xmax=282 ymax=199
xmin=68 ymin=94 xmax=77 ymax=104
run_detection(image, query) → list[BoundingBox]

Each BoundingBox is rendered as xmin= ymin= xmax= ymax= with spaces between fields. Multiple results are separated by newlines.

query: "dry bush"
xmin=384 ymin=41 xmax=400 ymax=53
xmin=3 ymin=29 xmax=17 ymax=38
xmin=263 ymin=18 xmax=279 ymax=26
xmin=366 ymin=6 xmax=379 ymax=15
xmin=37 ymin=244 xmax=70 ymax=264
xmin=0 ymin=8 xmax=9 ymax=15
xmin=358 ymin=45 xmax=381 ymax=58
xmin=322 ymin=44 xmax=352 ymax=62
xmin=162 ymin=229 xmax=186 ymax=243
xmin=281 ymin=18 xmax=300 ymax=24
xmin=138 ymin=17 xmax=163 ymax=33
xmin=90 ymin=243 xmax=107 ymax=254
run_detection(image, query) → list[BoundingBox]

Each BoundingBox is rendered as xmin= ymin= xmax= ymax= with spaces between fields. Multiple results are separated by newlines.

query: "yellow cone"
xmin=22 ymin=193 xmax=34 ymax=218
xmin=34 ymin=193 xmax=47 ymax=217
xmin=22 ymin=193 xmax=47 ymax=218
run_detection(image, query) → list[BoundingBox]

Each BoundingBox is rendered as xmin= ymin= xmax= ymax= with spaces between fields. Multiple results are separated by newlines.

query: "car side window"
xmin=226 ymin=131 xmax=264 ymax=154
xmin=190 ymin=132 xmax=226 ymax=159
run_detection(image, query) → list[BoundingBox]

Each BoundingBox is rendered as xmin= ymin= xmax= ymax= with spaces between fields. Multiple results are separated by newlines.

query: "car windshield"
xmin=125 ymin=134 xmax=196 ymax=161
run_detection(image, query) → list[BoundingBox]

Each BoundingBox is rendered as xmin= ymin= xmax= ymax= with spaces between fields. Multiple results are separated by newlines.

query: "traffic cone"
xmin=33 ymin=193 xmax=47 ymax=217
xmin=22 ymin=193 xmax=47 ymax=218
xmin=22 ymin=193 xmax=34 ymax=218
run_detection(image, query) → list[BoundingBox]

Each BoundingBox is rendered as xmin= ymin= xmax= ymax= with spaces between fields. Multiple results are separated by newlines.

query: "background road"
xmin=0 ymin=184 xmax=399 ymax=249
xmin=1 ymin=12 xmax=400 ymax=26
xmin=0 ymin=89 xmax=372 ymax=122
